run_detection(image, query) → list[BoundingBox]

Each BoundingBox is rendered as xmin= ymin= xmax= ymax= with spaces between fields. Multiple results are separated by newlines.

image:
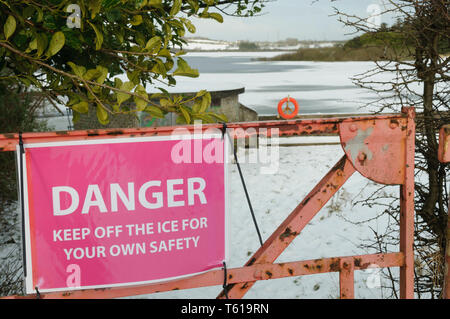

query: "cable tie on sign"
xmin=19 ymin=132 xmax=24 ymax=154
xmin=221 ymin=122 xmax=227 ymax=140
xmin=35 ymin=286 xmax=41 ymax=299
xmin=222 ymin=261 xmax=229 ymax=299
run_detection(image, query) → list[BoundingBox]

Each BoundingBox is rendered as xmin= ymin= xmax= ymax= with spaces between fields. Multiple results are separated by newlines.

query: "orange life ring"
xmin=278 ymin=97 xmax=299 ymax=119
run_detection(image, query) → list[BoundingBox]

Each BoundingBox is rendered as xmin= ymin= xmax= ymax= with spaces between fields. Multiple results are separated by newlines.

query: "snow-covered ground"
xmin=183 ymin=38 xmax=239 ymax=51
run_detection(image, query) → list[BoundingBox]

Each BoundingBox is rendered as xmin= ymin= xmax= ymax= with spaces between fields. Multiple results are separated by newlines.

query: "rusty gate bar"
xmin=438 ymin=124 xmax=450 ymax=299
xmin=0 ymin=113 xmax=406 ymax=151
xmin=1 ymin=252 xmax=404 ymax=299
xmin=0 ymin=109 xmax=415 ymax=299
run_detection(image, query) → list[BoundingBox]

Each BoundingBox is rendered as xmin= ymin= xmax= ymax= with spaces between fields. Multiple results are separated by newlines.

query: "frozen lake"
xmin=176 ymin=51 xmax=384 ymax=115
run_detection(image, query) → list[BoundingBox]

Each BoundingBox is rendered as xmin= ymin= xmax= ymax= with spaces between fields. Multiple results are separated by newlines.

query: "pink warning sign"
xmin=19 ymin=133 xmax=228 ymax=294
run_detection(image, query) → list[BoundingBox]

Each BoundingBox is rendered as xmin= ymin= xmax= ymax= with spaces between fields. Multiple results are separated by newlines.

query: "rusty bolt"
xmin=358 ymin=152 xmax=367 ymax=162
xmin=349 ymin=124 xmax=358 ymax=132
xmin=389 ymin=121 xmax=399 ymax=129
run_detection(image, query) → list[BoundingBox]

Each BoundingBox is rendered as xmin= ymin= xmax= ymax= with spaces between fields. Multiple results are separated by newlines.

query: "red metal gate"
xmin=0 ymin=107 xmax=416 ymax=299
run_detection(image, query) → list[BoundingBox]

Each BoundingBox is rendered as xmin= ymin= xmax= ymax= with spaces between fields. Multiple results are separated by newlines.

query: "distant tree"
xmin=343 ymin=36 xmax=362 ymax=49
xmin=238 ymin=40 xmax=259 ymax=51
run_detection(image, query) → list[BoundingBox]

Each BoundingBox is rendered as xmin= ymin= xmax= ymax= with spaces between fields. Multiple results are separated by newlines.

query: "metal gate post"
xmin=438 ymin=124 xmax=450 ymax=299
xmin=339 ymin=257 xmax=355 ymax=299
xmin=399 ymin=107 xmax=416 ymax=299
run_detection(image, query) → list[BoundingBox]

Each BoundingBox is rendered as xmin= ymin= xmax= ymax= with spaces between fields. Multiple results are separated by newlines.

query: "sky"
xmin=190 ymin=0 xmax=396 ymax=42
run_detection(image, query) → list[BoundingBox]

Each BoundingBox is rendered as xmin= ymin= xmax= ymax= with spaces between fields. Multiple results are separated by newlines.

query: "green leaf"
xmin=88 ymin=22 xmax=103 ymax=50
xmin=96 ymin=104 xmax=109 ymax=125
xmin=192 ymin=100 xmax=201 ymax=114
xmin=105 ymin=7 xmax=122 ymax=22
xmin=95 ymin=65 xmax=108 ymax=84
xmin=114 ymin=77 xmax=123 ymax=88
xmin=133 ymin=84 xmax=148 ymax=111
xmin=186 ymin=0 xmax=199 ymax=12
xmin=192 ymin=91 xmax=211 ymax=114
xmin=148 ymin=0 xmax=162 ymax=6
xmin=152 ymin=58 xmax=167 ymax=76
xmin=36 ymin=33 xmax=47 ymax=57
xmin=144 ymin=105 xmax=165 ymax=118
xmin=88 ymin=0 xmax=102 ymax=19
xmin=196 ymin=89 xmax=207 ymax=97
xmin=67 ymin=62 xmax=86 ymax=78
xmin=170 ymin=0 xmax=182 ymax=16
xmin=159 ymin=98 xmax=171 ymax=108
xmin=35 ymin=7 xmax=44 ymax=23
xmin=82 ymin=68 xmax=100 ymax=81
xmin=21 ymin=75 xmax=40 ymax=87
xmin=208 ymin=112 xmax=228 ymax=123
xmin=103 ymin=0 xmax=120 ymax=10
xmin=46 ymin=31 xmax=65 ymax=57
xmin=72 ymin=101 xmax=89 ymax=113
xmin=179 ymin=105 xmax=191 ymax=124
xmin=158 ymin=48 xmax=172 ymax=58
xmin=116 ymin=81 xmax=135 ymax=106
xmin=130 ymin=15 xmax=143 ymax=26
xmin=183 ymin=19 xmax=196 ymax=33
xmin=4 ymin=15 xmax=16 ymax=40
xmin=164 ymin=58 xmax=174 ymax=71
xmin=173 ymin=58 xmax=199 ymax=78
xmin=194 ymin=113 xmax=214 ymax=123
xmin=145 ymin=36 xmax=162 ymax=53
xmin=127 ymin=69 xmax=140 ymax=85
xmin=26 ymin=37 xmax=38 ymax=53
xmin=19 ymin=77 xmax=31 ymax=87
xmin=202 ymin=92 xmax=211 ymax=111
xmin=175 ymin=50 xmax=187 ymax=57
xmin=209 ymin=13 xmax=223 ymax=23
